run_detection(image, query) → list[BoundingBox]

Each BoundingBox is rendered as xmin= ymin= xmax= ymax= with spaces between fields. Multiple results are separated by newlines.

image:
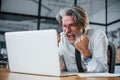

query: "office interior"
xmin=0 ymin=0 xmax=120 ymax=73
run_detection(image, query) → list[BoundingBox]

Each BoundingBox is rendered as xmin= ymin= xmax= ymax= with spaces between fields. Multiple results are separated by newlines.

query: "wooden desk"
xmin=0 ymin=68 xmax=120 ymax=80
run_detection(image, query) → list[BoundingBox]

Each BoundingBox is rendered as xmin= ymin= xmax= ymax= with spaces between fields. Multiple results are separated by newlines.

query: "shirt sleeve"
xmin=86 ymin=30 xmax=108 ymax=72
xmin=59 ymin=55 xmax=66 ymax=71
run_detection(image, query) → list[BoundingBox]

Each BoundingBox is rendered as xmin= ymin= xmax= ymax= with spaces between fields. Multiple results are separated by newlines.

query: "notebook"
xmin=5 ymin=29 xmax=77 ymax=76
xmin=77 ymin=73 xmax=120 ymax=77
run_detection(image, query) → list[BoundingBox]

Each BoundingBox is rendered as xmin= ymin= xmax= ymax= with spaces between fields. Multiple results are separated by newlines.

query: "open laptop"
xmin=5 ymin=29 xmax=77 ymax=76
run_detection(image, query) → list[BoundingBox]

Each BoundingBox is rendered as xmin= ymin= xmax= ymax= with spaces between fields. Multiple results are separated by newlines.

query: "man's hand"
xmin=74 ymin=35 xmax=91 ymax=59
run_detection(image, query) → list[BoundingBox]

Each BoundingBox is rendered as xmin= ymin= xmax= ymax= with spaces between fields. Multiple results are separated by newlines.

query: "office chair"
xmin=107 ymin=41 xmax=116 ymax=73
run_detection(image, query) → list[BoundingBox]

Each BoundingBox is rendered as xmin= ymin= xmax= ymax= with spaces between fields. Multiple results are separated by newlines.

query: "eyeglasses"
xmin=62 ymin=23 xmax=77 ymax=29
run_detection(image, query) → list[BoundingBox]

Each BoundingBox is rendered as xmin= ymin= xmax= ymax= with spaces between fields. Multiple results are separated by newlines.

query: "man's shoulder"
xmin=86 ymin=29 xmax=107 ymax=41
xmin=86 ymin=29 xmax=106 ymax=35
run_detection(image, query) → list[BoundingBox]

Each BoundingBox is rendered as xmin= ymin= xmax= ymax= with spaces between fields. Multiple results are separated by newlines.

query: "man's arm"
xmin=74 ymin=30 xmax=108 ymax=72
xmin=86 ymin=31 xmax=108 ymax=72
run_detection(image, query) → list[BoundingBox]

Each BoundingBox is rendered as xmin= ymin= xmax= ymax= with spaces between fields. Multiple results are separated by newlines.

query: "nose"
xmin=65 ymin=27 xmax=71 ymax=33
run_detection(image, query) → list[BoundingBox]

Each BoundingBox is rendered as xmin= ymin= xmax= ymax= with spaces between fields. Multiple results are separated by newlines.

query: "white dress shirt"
xmin=58 ymin=28 xmax=108 ymax=72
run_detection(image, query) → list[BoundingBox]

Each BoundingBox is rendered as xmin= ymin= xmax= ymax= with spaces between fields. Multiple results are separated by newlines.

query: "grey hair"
xmin=56 ymin=5 xmax=89 ymax=29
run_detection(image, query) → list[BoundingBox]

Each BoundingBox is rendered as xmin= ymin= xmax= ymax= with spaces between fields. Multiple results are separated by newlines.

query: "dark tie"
xmin=75 ymin=49 xmax=84 ymax=72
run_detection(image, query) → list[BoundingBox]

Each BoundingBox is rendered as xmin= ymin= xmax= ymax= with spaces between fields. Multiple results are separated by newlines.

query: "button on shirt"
xmin=58 ymin=29 xmax=108 ymax=72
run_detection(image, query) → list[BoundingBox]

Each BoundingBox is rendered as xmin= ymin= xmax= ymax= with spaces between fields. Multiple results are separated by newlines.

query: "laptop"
xmin=5 ymin=29 xmax=77 ymax=76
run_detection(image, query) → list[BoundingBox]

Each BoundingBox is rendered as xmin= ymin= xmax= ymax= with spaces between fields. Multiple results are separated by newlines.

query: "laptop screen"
xmin=5 ymin=29 xmax=61 ymax=76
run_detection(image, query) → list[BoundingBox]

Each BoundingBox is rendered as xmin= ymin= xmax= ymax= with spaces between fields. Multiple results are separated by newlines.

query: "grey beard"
xmin=69 ymin=34 xmax=80 ymax=45
xmin=69 ymin=40 xmax=75 ymax=45
xmin=64 ymin=31 xmax=81 ymax=45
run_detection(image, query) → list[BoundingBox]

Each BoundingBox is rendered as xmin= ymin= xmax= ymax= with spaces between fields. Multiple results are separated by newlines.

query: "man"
xmin=56 ymin=5 xmax=108 ymax=72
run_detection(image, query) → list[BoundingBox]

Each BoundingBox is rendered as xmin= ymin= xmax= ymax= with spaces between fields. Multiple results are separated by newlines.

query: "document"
xmin=76 ymin=73 xmax=120 ymax=77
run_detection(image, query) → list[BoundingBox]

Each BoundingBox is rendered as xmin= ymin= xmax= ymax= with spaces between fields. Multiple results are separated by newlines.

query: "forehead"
xmin=62 ymin=16 xmax=74 ymax=24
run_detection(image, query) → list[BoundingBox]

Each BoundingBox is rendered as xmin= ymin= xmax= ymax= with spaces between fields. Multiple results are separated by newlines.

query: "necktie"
xmin=75 ymin=49 xmax=84 ymax=72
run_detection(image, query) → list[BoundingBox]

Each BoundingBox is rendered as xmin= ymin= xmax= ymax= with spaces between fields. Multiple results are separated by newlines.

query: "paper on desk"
xmin=76 ymin=73 xmax=120 ymax=77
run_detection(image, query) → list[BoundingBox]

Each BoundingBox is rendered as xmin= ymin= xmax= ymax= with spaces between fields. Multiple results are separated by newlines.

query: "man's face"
xmin=62 ymin=16 xmax=81 ymax=44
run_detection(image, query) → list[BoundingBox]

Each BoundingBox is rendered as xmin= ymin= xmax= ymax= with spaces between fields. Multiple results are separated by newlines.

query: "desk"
xmin=0 ymin=68 xmax=120 ymax=80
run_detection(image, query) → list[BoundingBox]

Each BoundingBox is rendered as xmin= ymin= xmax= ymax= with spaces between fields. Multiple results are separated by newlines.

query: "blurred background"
xmin=0 ymin=0 xmax=120 ymax=73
